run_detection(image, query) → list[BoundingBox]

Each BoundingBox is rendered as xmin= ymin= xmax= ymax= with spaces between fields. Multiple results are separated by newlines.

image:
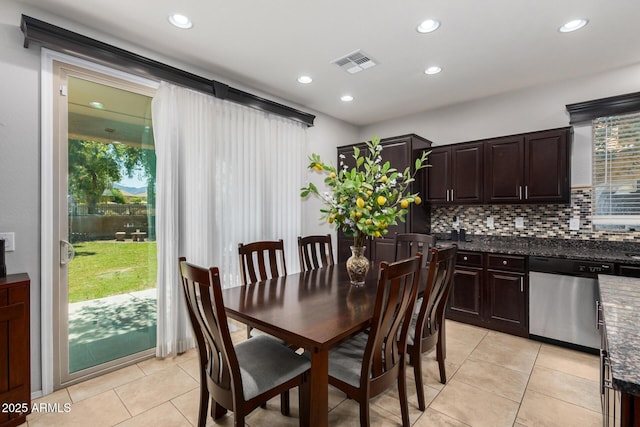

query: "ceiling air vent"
xmin=331 ymin=50 xmax=377 ymax=74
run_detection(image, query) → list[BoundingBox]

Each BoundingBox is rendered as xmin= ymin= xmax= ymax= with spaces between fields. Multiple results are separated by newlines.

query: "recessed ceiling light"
xmin=340 ymin=95 xmax=354 ymax=102
xmin=89 ymin=101 xmax=104 ymax=109
xmin=424 ymin=66 xmax=442 ymax=75
xmin=297 ymin=75 xmax=313 ymax=84
xmin=168 ymin=13 xmax=193 ymax=29
xmin=559 ymin=19 xmax=588 ymax=33
xmin=416 ymin=19 xmax=440 ymax=33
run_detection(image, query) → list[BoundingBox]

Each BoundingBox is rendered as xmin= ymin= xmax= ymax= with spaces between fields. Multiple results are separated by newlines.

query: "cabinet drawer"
xmin=457 ymin=251 xmax=483 ymax=267
xmin=487 ymin=254 xmax=526 ymax=272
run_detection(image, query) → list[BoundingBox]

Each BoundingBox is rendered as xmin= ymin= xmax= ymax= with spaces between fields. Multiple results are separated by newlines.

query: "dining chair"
xmin=178 ymin=257 xmax=310 ymax=427
xmin=406 ymin=244 xmax=457 ymax=411
xmin=394 ymin=232 xmax=436 ymax=264
xmin=238 ymin=239 xmax=287 ymax=286
xmin=297 ymin=234 xmax=335 ymax=272
xmin=327 ymin=254 xmax=422 ymax=427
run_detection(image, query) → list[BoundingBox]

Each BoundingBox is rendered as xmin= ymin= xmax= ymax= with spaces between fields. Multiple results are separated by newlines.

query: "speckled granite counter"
xmin=598 ymin=275 xmax=640 ymax=396
xmin=435 ymin=235 xmax=640 ymax=264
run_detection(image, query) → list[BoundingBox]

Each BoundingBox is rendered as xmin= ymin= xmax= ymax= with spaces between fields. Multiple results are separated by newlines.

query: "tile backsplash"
xmin=430 ymin=187 xmax=640 ymax=242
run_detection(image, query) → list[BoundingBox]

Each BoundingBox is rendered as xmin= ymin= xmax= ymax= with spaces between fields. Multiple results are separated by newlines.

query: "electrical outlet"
xmin=515 ymin=217 xmax=524 ymax=229
xmin=486 ymin=217 xmax=494 ymax=228
xmin=0 ymin=232 xmax=15 ymax=251
xmin=569 ymin=217 xmax=580 ymax=231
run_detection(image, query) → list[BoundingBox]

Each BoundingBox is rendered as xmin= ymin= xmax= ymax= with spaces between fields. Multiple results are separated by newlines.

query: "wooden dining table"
xmin=221 ymin=263 xmax=382 ymax=427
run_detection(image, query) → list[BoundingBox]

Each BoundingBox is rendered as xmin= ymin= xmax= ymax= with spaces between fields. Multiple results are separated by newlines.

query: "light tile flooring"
xmin=27 ymin=320 xmax=603 ymax=426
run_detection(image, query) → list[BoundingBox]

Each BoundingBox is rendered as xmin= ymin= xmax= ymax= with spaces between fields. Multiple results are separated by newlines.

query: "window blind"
xmin=592 ymin=111 xmax=640 ymax=226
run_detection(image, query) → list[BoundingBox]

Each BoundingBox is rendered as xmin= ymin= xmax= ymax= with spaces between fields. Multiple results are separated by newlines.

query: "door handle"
xmin=450 ymin=189 xmax=454 ymax=201
xmin=519 ymin=186 xmax=523 ymax=200
xmin=520 ymin=277 xmax=524 ymax=292
xmin=60 ymin=240 xmax=75 ymax=265
xmin=525 ymin=185 xmax=528 ymax=200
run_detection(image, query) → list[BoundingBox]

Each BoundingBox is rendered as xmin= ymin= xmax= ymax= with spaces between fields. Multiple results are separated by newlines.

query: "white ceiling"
xmin=17 ymin=0 xmax=640 ymax=126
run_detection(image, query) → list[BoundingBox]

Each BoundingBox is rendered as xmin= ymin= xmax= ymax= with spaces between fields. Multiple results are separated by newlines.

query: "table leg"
xmin=309 ymin=349 xmax=329 ymax=427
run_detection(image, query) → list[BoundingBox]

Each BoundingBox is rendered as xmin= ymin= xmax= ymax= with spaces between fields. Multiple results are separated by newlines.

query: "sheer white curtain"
xmin=152 ymin=81 xmax=305 ymax=357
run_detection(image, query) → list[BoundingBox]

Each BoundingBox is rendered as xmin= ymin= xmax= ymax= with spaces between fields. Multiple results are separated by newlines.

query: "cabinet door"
xmin=486 ymin=270 xmax=528 ymax=336
xmin=451 ymin=142 xmax=483 ymax=203
xmin=524 ymin=129 xmax=569 ymax=202
xmin=484 ymin=136 xmax=524 ymax=203
xmin=447 ymin=267 xmax=483 ymax=325
xmin=425 ymin=147 xmax=451 ymax=203
xmin=380 ymin=141 xmax=411 ymax=237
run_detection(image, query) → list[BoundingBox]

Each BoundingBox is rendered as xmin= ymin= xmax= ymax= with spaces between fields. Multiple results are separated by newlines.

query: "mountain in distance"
xmin=113 ymin=183 xmax=147 ymax=196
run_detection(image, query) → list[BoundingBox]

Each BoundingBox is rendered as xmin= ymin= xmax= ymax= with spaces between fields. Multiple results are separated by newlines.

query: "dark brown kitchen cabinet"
xmin=485 ymin=127 xmax=571 ymax=204
xmin=446 ymin=252 xmax=528 ymax=337
xmin=426 ymin=142 xmax=483 ymax=204
xmin=336 ymin=134 xmax=432 ymax=263
xmin=0 ymin=273 xmax=30 ymax=427
xmin=485 ymin=254 xmax=528 ymax=337
xmin=448 ymin=251 xmax=483 ymax=324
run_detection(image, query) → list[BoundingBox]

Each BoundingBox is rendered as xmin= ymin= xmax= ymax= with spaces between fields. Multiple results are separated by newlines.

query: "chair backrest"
xmin=178 ymin=257 xmax=241 ymax=410
xmin=361 ymin=254 xmax=422 ymax=389
xmin=414 ymin=245 xmax=457 ymax=343
xmin=298 ymin=234 xmax=335 ymax=272
xmin=238 ymin=239 xmax=287 ymax=286
xmin=394 ymin=233 xmax=436 ymax=265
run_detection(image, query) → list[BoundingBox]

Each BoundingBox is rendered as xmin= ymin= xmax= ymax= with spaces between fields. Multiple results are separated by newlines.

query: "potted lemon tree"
xmin=301 ymin=136 xmax=430 ymax=285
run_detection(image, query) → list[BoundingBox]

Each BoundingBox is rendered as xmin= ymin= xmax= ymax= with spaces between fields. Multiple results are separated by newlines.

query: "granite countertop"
xmin=597 ymin=275 xmax=640 ymax=396
xmin=435 ymin=234 xmax=640 ymax=264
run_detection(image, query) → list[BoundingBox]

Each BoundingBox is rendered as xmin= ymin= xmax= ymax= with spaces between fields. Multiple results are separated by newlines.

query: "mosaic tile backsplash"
xmin=430 ymin=187 xmax=640 ymax=243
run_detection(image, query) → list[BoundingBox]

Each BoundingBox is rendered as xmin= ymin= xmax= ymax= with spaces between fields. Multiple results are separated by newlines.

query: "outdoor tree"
xmin=68 ymin=139 xmax=125 ymax=214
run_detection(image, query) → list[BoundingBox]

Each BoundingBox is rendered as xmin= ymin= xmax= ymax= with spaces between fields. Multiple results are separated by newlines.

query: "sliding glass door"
xmin=53 ymin=61 xmax=158 ymax=387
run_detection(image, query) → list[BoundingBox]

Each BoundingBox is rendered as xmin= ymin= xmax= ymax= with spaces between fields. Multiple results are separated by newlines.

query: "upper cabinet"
xmin=485 ymin=127 xmax=571 ymax=204
xmin=426 ymin=127 xmax=571 ymax=205
xmin=426 ymin=142 xmax=483 ymax=204
xmin=336 ymin=134 xmax=432 ymax=263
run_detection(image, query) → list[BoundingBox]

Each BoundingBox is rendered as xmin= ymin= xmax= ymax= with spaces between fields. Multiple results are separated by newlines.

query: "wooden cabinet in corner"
xmin=485 ymin=127 xmax=571 ymax=204
xmin=0 ymin=273 xmax=31 ymax=427
xmin=336 ymin=134 xmax=432 ymax=263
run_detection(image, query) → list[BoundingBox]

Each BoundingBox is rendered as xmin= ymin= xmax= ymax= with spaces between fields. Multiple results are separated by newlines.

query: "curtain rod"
xmin=20 ymin=14 xmax=316 ymax=127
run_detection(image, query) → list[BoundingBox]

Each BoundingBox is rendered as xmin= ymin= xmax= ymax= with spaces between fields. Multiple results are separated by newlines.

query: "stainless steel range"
xmin=529 ymin=256 xmax=614 ymax=351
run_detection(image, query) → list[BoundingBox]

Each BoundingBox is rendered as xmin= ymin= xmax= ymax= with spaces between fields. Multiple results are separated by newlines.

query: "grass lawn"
xmin=69 ymin=240 xmax=157 ymax=303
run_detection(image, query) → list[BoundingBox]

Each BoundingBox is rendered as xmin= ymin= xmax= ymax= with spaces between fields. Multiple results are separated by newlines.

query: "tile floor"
xmin=27 ymin=320 xmax=603 ymax=426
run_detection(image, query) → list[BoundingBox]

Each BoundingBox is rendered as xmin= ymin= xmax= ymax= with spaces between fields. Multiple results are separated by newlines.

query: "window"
xmin=592 ymin=111 xmax=640 ymax=229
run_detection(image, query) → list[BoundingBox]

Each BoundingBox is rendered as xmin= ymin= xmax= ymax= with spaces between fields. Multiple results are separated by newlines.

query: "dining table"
xmin=221 ymin=262 xmax=383 ymax=427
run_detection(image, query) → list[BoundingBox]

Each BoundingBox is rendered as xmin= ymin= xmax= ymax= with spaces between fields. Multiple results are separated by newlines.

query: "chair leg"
xmin=436 ymin=335 xmax=447 ymax=384
xmin=298 ymin=374 xmax=311 ymax=427
xmin=398 ymin=359 xmax=411 ymax=427
xmin=412 ymin=349 xmax=426 ymax=411
xmin=280 ymin=390 xmax=290 ymax=415
xmin=212 ymin=398 xmax=227 ymax=420
xmin=359 ymin=398 xmax=371 ymax=427
xmin=196 ymin=385 xmax=208 ymax=427
xmin=233 ymin=413 xmax=245 ymax=427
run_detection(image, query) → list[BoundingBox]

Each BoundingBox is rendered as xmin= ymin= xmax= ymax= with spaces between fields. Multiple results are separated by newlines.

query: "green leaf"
xmin=300 ymin=190 xmax=309 ymax=197
xmin=353 ymin=146 xmax=360 ymax=158
xmin=357 ymin=157 xmax=364 ymax=167
xmin=309 ymin=182 xmax=318 ymax=193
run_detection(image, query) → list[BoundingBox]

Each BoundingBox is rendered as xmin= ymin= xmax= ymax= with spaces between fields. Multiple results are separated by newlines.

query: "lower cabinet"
xmin=0 ymin=273 xmax=31 ymax=427
xmin=447 ymin=251 xmax=528 ymax=337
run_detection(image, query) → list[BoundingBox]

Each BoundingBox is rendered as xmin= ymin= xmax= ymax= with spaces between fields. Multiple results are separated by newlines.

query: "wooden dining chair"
xmin=394 ymin=233 xmax=436 ymax=264
xmin=178 ymin=257 xmax=310 ymax=427
xmin=406 ymin=245 xmax=457 ymax=410
xmin=297 ymin=234 xmax=335 ymax=272
xmin=327 ymin=254 xmax=422 ymax=427
xmin=238 ymin=239 xmax=287 ymax=286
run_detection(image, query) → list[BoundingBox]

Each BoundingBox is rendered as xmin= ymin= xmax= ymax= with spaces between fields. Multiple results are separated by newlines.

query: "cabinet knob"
xmin=503 ymin=260 xmax=508 ymax=265
xmin=463 ymin=256 xmax=468 ymax=261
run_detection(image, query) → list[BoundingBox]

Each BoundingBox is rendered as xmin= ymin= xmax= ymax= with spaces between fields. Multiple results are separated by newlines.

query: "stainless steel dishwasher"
xmin=529 ymin=256 xmax=614 ymax=351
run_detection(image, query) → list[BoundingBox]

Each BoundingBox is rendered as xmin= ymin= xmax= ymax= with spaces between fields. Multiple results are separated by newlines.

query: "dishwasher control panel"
xmin=529 ymin=256 xmax=614 ymax=277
